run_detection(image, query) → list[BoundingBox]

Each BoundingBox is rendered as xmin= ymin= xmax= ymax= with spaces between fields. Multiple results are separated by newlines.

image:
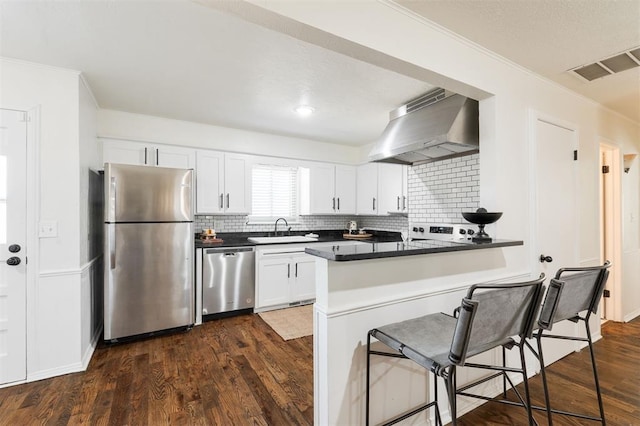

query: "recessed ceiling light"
xmin=294 ymin=105 xmax=315 ymax=116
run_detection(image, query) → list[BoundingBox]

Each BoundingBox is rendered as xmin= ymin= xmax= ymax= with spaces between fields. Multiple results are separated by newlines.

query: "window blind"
xmin=251 ymin=164 xmax=298 ymax=219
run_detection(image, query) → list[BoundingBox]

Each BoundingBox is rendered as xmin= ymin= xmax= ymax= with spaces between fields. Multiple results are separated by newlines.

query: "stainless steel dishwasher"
xmin=202 ymin=246 xmax=255 ymax=316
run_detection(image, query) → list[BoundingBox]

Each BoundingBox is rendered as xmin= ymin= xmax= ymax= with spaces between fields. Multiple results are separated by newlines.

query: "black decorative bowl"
xmin=462 ymin=208 xmax=502 ymax=242
xmin=461 ymin=211 xmax=503 ymax=225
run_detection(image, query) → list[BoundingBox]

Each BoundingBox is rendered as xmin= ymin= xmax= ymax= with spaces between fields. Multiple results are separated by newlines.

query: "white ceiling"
xmin=397 ymin=0 xmax=640 ymax=123
xmin=1 ymin=1 xmax=638 ymax=149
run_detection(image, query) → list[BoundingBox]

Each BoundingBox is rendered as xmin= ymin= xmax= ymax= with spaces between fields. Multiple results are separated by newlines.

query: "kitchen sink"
xmin=247 ymin=235 xmax=319 ymax=244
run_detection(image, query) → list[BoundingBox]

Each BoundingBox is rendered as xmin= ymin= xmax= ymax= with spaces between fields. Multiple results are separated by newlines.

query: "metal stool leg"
xmin=536 ymin=330 xmax=554 ymax=426
xmin=366 ymin=332 xmax=371 ymax=426
xmin=585 ymin=322 xmax=606 ymax=425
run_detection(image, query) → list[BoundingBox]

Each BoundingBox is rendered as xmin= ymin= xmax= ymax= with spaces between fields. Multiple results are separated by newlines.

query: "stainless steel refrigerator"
xmin=104 ymin=163 xmax=194 ymax=341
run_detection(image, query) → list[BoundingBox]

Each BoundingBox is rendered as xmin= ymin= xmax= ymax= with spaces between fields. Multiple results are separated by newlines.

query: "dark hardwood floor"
xmin=1 ymin=315 xmax=638 ymax=425
xmin=0 ymin=314 xmax=313 ymax=425
xmin=457 ymin=318 xmax=640 ymax=425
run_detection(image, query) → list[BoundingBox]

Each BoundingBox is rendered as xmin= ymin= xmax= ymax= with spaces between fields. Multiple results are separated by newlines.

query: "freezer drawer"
xmin=202 ymin=246 xmax=255 ymax=315
xmin=104 ymin=222 xmax=194 ymax=340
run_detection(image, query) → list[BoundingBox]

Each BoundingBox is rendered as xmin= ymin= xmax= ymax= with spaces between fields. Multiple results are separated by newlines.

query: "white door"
xmin=534 ymin=116 xmax=579 ymax=364
xmin=356 ymin=163 xmax=378 ymax=215
xmin=224 ymin=154 xmax=250 ymax=214
xmin=102 ymin=139 xmax=150 ymax=166
xmin=335 ymin=166 xmax=356 ymax=215
xmin=290 ymin=255 xmax=316 ymax=302
xmin=378 ymin=163 xmax=404 ymax=214
xmin=0 ymin=109 xmax=27 ymax=385
xmin=256 ymin=258 xmax=290 ymax=309
xmin=310 ymin=164 xmax=336 ymax=215
xmin=196 ymin=150 xmax=224 ymax=214
xmin=155 ymin=145 xmax=195 ymax=169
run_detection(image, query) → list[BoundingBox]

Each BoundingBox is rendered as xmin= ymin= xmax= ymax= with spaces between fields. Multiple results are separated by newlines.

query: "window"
xmin=250 ymin=164 xmax=299 ymax=221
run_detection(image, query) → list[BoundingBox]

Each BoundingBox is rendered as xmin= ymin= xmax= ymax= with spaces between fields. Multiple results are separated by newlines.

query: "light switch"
xmin=39 ymin=220 xmax=58 ymax=238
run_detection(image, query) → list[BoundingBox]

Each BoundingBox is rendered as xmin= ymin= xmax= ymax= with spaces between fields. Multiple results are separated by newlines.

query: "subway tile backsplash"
xmin=195 ymin=154 xmax=478 ymax=233
xmin=408 ymin=154 xmax=479 ymax=224
xmin=195 ymin=214 xmax=409 ymax=233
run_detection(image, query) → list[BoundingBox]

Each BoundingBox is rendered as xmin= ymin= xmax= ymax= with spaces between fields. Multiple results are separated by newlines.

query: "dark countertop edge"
xmin=305 ymin=240 xmax=524 ymax=261
xmin=194 ymin=229 xmax=402 ymax=248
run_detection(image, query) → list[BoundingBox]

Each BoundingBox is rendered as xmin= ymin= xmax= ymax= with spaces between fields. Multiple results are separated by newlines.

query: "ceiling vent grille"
xmin=389 ymin=88 xmax=453 ymax=120
xmin=571 ymin=46 xmax=640 ymax=82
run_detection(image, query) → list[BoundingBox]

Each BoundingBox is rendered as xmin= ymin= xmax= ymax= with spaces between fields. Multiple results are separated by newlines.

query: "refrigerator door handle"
xmin=109 ymin=226 xmax=116 ymax=269
xmin=110 ymin=176 xmax=117 ymax=221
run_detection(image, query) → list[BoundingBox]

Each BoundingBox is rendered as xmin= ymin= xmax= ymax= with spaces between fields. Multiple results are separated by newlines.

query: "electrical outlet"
xmin=39 ymin=220 xmax=58 ymax=238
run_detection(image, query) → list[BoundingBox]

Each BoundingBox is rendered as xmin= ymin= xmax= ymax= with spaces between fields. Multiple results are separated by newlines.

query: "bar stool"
xmin=366 ymin=275 xmax=545 ymax=426
xmin=528 ymin=261 xmax=611 ymax=425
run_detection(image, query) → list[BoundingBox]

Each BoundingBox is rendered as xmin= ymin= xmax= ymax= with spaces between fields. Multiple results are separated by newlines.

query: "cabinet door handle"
xmin=403 ymin=196 xmax=406 ymax=210
xmin=397 ymin=196 xmax=400 ymax=210
xmin=219 ymin=193 xmax=224 ymax=209
xmin=373 ymin=198 xmax=376 ymax=211
xmin=337 ymin=198 xmax=340 ymax=211
xmin=144 ymin=147 xmax=148 ymax=165
xmin=226 ymin=193 xmax=230 ymax=209
xmin=288 ymin=263 xmax=291 ymax=278
xmin=156 ymin=148 xmax=159 ymax=166
xmin=332 ymin=197 xmax=336 ymax=210
xmin=295 ymin=263 xmax=298 ymax=277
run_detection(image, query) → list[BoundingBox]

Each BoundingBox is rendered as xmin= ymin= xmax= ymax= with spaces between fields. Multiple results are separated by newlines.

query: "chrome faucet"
xmin=274 ymin=217 xmax=289 ymax=236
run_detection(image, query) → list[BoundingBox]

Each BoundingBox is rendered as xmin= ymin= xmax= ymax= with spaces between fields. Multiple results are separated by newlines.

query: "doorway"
xmin=531 ymin=112 xmax=580 ymax=364
xmin=599 ymin=142 xmax=622 ymax=322
xmin=0 ymin=108 xmax=28 ymax=385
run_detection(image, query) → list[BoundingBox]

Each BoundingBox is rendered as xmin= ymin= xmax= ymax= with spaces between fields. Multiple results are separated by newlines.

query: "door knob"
xmin=8 ymin=244 xmax=21 ymax=253
xmin=539 ymin=255 xmax=553 ymax=263
xmin=6 ymin=257 xmax=21 ymax=266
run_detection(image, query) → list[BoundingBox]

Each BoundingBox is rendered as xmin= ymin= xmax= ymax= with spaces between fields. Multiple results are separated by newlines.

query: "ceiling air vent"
xmin=389 ymin=88 xmax=453 ymax=120
xmin=571 ymin=46 xmax=640 ymax=82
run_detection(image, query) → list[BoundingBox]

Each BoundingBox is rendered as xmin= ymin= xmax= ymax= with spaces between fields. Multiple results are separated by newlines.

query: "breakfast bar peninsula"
xmin=305 ymin=238 xmax=524 ymax=425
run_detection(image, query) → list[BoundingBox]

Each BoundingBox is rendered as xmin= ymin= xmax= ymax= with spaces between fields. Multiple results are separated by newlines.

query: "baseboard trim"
xmin=624 ymin=308 xmax=640 ymax=323
xmin=27 ymin=362 xmax=84 ymax=383
xmin=82 ymin=322 xmax=103 ymax=369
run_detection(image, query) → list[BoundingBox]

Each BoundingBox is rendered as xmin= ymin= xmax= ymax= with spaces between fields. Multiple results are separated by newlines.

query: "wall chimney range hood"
xmin=369 ymin=88 xmax=479 ymax=165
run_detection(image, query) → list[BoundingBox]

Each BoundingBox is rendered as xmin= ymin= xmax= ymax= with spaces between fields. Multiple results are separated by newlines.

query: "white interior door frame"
xmin=528 ymin=110 xmax=579 ymax=274
xmin=0 ymin=103 xmax=39 ymax=387
xmin=599 ymin=139 xmax=623 ymax=322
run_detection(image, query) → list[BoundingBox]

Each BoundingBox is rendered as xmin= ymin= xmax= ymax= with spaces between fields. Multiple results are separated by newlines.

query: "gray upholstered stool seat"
xmin=372 ymin=313 xmax=457 ymax=373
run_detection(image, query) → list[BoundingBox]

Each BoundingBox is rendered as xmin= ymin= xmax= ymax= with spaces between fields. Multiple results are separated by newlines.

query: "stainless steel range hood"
xmin=369 ymin=89 xmax=479 ymax=165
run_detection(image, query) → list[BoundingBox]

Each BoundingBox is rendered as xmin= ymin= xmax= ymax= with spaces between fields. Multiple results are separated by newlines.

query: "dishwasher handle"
xmin=204 ymin=246 xmax=254 ymax=255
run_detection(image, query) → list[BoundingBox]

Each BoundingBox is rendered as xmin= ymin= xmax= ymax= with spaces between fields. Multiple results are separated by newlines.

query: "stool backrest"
xmin=449 ymin=275 xmax=545 ymax=365
xmin=538 ymin=261 xmax=611 ymax=330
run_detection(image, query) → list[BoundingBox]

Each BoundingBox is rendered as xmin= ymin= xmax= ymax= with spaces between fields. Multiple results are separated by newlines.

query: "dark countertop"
xmin=304 ymin=239 xmax=524 ymax=261
xmin=194 ymin=229 xmax=402 ymax=249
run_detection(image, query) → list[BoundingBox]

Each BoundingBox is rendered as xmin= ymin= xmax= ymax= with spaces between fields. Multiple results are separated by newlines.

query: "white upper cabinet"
xmin=335 ymin=166 xmax=357 ymax=214
xmin=356 ymin=163 xmax=378 ymax=215
xmin=356 ymin=163 xmax=407 ymax=215
xmin=102 ymin=138 xmax=195 ymax=169
xmin=378 ymin=163 xmax=404 ymax=214
xmin=196 ymin=150 xmax=251 ymax=215
xmin=308 ymin=163 xmax=336 ymax=215
xmin=300 ymin=163 xmax=356 ymax=215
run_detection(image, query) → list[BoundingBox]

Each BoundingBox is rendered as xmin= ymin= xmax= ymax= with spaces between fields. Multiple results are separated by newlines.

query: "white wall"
xmin=78 ymin=77 xmax=102 ymax=366
xmin=98 ymin=109 xmax=360 ymax=165
xmin=244 ymin=0 xmax=640 ymax=319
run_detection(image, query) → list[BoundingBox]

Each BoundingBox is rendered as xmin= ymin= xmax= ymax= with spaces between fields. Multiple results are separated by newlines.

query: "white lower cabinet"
xmin=255 ymin=245 xmax=316 ymax=311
